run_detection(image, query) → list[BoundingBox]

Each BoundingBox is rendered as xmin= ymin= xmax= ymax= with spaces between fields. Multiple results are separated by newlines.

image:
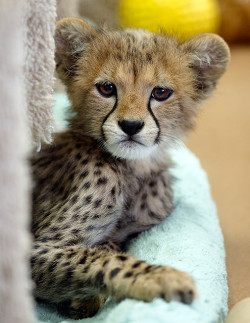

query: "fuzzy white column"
xmin=25 ymin=0 xmax=56 ymax=149
xmin=0 ymin=1 xmax=34 ymax=322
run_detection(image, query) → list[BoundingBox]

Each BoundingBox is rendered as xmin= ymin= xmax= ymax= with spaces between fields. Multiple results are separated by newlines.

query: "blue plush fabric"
xmin=36 ymin=94 xmax=228 ymax=323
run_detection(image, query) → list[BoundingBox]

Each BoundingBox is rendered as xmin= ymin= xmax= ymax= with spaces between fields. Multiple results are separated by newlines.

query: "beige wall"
xmin=186 ymin=46 xmax=250 ymax=308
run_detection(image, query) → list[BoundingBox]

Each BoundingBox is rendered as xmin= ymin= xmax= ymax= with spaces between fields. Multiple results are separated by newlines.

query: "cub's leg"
xmin=32 ymin=242 xmax=196 ymax=319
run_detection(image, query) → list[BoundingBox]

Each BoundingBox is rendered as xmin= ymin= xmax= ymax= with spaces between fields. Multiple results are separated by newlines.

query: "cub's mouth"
xmin=120 ymin=137 xmax=145 ymax=147
xmin=118 ymin=137 xmax=145 ymax=152
xmin=104 ymin=134 xmax=157 ymax=160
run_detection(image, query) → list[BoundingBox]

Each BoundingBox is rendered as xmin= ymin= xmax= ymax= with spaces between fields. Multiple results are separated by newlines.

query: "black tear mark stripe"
xmin=147 ymin=100 xmax=160 ymax=144
xmin=101 ymin=98 xmax=118 ymax=142
xmin=101 ymin=96 xmax=160 ymax=143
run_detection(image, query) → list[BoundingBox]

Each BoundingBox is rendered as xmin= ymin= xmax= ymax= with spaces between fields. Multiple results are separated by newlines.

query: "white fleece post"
xmin=0 ymin=1 xmax=34 ymax=322
xmin=25 ymin=0 xmax=56 ymax=149
xmin=0 ymin=0 xmax=57 ymax=321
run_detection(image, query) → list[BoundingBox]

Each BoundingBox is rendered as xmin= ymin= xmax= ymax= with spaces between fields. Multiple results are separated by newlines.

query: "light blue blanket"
xmin=36 ymin=94 xmax=228 ymax=323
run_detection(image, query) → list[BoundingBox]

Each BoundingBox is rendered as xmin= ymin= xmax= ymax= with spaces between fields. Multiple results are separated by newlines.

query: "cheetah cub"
xmin=31 ymin=18 xmax=230 ymax=319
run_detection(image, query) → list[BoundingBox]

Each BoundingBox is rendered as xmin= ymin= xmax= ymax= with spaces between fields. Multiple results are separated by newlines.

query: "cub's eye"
xmin=96 ymin=82 xmax=116 ymax=98
xmin=151 ymin=87 xmax=173 ymax=101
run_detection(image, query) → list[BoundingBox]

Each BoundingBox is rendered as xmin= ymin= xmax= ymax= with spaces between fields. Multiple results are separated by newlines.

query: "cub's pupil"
xmin=155 ymin=88 xmax=165 ymax=97
xmin=103 ymin=84 xmax=113 ymax=93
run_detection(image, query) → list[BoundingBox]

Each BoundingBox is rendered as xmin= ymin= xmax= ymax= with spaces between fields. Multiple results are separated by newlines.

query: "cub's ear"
xmin=181 ymin=33 xmax=230 ymax=100
xmin=55 ymin=18 xmax=97 ymax=84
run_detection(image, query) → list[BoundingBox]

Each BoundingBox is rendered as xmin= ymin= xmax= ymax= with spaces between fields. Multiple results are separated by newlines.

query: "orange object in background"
xmin=218 ymin=0 xmax=250 ymax=43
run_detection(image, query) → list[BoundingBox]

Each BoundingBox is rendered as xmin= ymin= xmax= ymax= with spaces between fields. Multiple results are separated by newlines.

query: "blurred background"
xmin=56 ymin=0 xmax=250 ymax=309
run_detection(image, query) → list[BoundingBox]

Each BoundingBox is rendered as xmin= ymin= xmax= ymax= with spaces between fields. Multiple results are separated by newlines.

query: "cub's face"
xmin=55 ymin=18 xmax=230 ymax=160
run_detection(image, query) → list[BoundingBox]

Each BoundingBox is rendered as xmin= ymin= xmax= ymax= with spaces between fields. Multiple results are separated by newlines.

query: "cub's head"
xmin=55 ymin=18 xmax=230 ymax=160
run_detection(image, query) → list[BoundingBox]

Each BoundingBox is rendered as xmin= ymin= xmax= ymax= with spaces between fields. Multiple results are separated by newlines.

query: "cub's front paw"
xmin=131 ymin=266 xmax=197 ymax=305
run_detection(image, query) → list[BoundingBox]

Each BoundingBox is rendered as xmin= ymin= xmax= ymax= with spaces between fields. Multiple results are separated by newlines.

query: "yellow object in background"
xmin=119 ymin=0 xmax=220 ymax=40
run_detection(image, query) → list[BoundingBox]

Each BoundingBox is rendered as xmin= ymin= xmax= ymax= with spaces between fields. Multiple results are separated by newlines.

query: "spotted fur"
xmin=31 ymin=18 xmax=230 ymax=319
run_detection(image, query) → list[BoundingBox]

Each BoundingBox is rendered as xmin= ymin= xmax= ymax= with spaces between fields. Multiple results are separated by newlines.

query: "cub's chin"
xmin=104 ymin=139 xmax=158 ymax=160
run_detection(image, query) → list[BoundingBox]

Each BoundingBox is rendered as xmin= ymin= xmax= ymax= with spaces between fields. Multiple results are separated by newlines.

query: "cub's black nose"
xmin=118 ymin=120 xmax=144 ymax=136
